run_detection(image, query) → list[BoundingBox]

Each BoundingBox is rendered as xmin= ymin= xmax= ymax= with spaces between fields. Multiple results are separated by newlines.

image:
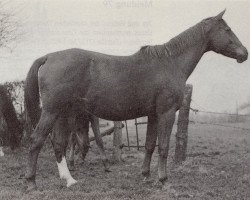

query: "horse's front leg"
xmin=51 ymin=117 xmax=77 ymax=188
xmin=141 ymin=114 xmax=157 ymax=179
xmin=157 ymin=107 xmax=176 ymax=186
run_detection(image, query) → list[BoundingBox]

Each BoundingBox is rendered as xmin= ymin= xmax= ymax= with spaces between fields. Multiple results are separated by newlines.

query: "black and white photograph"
xmin=0 ymin=0 xmax=249 ymax=199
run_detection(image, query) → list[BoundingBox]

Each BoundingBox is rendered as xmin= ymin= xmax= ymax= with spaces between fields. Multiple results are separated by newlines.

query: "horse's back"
xmin=38 ymin=48 xmax=138 ymax=93
xmin=38 ymin=48 xmax=121 ymax=79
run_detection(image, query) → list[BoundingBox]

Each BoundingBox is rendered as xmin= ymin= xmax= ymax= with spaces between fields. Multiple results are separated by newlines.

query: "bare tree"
xmin=0 ymin=0 xmax=21 ymax=50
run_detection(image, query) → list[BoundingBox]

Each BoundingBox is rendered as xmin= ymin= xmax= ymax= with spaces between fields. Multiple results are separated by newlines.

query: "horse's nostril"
xmin=243 ymin=48 xmax=248 ymax=60
xmin=243 ymin=46 xmax=248 ymax=55
xmin=236 ymin=46 xmax=248 ymax=63
xmin=237 ymin=47 xmax=248 ymax=57
xmin=245 ymin=49 xmax=248 ymax=57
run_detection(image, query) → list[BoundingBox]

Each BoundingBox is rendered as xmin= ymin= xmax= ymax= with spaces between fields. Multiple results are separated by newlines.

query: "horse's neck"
xmin=176 ymin=41 xmax=208 ymax=80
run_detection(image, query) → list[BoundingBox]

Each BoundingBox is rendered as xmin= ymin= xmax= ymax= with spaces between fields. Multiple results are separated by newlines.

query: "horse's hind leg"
xmin=68 ymin=132 xmax=76 ymax=171
xmin=0 ymin=135 xmax=4 ymax=157
xmin=75 ymin=115 xmax=90 ymax=162
xmin=25 ymin=111 xmax=57 ymax=191
xmin=90 ymin=116 xmax=110 ymax=172
xmin=51 ymin=116 xmax=77 ymax=187
xmin=0 ymin=112 xmax=4 ymax=157
xmin=141 ymin=114 xmax=157 ymax=179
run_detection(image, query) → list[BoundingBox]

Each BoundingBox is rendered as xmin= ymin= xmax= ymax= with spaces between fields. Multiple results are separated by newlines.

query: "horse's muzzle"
xmin=236 ymin=46 xmax=248 ymax=63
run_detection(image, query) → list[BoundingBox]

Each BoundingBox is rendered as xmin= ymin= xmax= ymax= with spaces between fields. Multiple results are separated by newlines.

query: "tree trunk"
xmin=174 ymin=84 xmax=193 ymax=164
xmin=112 ymin=121 xmax=123 ymax=162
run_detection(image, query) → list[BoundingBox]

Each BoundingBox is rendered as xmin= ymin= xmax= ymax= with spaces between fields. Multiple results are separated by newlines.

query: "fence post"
xmin=134 ymin=118 xmax=140 ymax=150
xmin=125 ymin=121 xmax=130 ymax=150
xmin=174 ymin=84 xmax=193 ymax=164
xmin=112 ymin=121 xmax=123 ymax=162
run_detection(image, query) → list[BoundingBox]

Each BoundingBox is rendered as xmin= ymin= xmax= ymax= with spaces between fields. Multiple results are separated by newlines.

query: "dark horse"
xmin=0 ymin=85 xmax=22 ymax=150
xmin=24 ymin=10 xmax=248 ymax=190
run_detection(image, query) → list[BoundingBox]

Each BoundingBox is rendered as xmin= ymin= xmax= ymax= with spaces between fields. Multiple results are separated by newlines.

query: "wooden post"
xmin=134 ymin=118 xmax=140 ymax=150
xmin=175 ymin=84 xmax=193 ymax=164
xmin=125 ymin=121 xmax=130 ymax=150
xmin=112 ymin=121 xmax=123 ymax=162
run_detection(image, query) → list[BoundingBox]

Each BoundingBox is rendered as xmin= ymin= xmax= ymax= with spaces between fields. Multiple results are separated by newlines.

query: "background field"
xmin=0 ymin=120 xmax=250 ymax=200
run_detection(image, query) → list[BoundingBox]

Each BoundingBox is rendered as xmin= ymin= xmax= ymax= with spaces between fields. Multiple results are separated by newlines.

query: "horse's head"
xmin=204 ymin=10 xmax=248 ymax=63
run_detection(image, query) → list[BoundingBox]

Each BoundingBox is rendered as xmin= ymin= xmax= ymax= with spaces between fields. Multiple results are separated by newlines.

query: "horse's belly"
xmin=90 ymin=107 xmax=150 ymax=121
xmin=86 ymin=96 xmax=154 ymax=121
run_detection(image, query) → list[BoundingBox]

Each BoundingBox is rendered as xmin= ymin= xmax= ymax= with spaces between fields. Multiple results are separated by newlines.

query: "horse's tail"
xmin=24 ymin=56 xmax=47 ymax=128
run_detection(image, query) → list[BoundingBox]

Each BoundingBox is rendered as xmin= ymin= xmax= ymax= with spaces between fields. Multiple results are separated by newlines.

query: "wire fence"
xmin=189 ymin=107 xmax=250 ymax=117
xmin=123 ymin=101 xmax=250 ymax=150
xmin=188 ymin=99 xmax=250 ymax=131
xmin=192 ymin=121 xmax=250 ymax=131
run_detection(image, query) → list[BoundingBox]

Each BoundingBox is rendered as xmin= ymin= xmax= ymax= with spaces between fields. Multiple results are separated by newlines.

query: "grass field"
xmin=0 ymin=120 xmax=250 ymax=200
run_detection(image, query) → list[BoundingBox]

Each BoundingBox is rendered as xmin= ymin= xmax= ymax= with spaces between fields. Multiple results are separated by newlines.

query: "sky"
xmin=0 ymin=0 xmax=250 ymax=113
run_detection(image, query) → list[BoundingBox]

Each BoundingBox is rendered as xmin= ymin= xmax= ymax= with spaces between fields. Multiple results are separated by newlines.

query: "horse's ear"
xmin=214 ymin=9 xmax=226 ymax=20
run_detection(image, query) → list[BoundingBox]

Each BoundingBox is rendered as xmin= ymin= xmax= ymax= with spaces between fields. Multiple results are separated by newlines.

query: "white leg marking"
xmin=57 ymin=156 xmax=77 ymax=187
xmin=0 ymin=147 xmax=4 ymax=157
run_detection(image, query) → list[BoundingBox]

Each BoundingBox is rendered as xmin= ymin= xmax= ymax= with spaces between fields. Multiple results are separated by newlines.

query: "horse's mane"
xmin=139 ymin=21 xmax=205 ymax=58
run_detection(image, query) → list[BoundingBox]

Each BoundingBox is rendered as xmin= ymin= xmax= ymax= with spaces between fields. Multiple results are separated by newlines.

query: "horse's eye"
xmin=225 ymin=28 xmax=231 ymax=32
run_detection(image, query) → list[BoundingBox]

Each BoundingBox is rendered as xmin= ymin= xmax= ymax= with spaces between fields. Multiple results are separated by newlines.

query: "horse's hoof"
xmin=141 ymin=171 xmax=152 ymax=184
xmin=159 ymin=176 xmax=168 ymax=185
xmin=104 ymin=168 xmax=112 ymax=173
xmin=19 ymin=173 xmax=25 ymax=179
xmin=162 ymin=182 xmax=171 ymax=191
xmin=103 ymin=160 xmax=111 ymax=172
xmin=143 ymin=176 xmax=150 ymax=182
xmin=25 ymin=182 xmax=37 ymax=192
xmin=142 ymin=170 xmax=150 ymax=179
xmin=66 ymin=178 xmax=77 ymax=188
xmin=69 ymin=165 xmax=75 ymax=172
